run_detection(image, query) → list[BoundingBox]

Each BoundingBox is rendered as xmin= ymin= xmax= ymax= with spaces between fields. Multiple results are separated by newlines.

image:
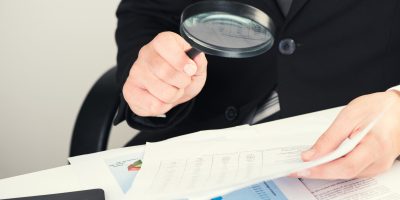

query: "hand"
xmin=123 ymin=31 xmax=207 ymax=117
xmin=292 ymin=91 xmax=400 ymax=179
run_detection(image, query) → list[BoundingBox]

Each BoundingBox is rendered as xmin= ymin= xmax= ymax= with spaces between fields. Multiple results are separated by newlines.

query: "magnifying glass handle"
xmin=186 ymin=48 xmax=202 ymax=59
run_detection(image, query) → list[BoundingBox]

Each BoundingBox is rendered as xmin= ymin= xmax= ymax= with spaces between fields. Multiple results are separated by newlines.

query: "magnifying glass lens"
xmin=181 ymin=1 xmax=275 ymax=58
xmin=183 ymin=12 xmax=272 ymax=49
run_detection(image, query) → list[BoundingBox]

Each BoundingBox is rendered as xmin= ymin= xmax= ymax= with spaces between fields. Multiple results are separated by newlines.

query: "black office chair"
xmin=69 ymin=67 xmax=120 ymax=157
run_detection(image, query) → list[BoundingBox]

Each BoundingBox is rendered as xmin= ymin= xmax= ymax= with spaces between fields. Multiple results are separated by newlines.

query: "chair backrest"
xmin=69 ymin=67 xmax=120 ymax=157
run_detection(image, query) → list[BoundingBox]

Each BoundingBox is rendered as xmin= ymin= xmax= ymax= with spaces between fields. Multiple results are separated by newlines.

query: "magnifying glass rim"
xmin=180 ymin=0 xmax=275 ymax=58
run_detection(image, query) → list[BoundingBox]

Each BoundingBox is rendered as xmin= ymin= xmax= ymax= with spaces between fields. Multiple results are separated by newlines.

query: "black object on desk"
xmin=2 ymin=189 xmax=105 ymax=200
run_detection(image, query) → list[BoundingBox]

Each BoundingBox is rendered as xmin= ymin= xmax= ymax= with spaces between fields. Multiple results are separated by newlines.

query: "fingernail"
xmin=302 ymin=148 xmax=316 ymax=160
xmin=297 ymin=170 xmax=311 ymax=177
xmin=184 ymin=63 xmax=197 ymax=76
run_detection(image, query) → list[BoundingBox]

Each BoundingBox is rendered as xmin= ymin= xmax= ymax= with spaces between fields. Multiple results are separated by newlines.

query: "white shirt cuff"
xmin=387 ymin=85 xmax=400 ymax=93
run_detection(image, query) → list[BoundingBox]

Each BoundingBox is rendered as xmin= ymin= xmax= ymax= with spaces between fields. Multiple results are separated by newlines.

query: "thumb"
xmin=302 ymin=109 xmax=360 ymax=161
xmin=192 ymin=52 xmax=207 ymax=76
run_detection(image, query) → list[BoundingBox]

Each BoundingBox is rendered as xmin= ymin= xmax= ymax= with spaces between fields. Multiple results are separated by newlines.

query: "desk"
xmin=0 ymin=166 xmax=92 ymax=199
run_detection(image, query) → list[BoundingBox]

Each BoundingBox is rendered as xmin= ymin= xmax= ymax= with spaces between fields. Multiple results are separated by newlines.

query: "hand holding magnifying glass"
xmin=123 ymin=1 xmax=275 ymax=117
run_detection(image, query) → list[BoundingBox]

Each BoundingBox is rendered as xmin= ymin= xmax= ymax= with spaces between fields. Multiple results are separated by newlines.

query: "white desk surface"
xmin=0 ymin=165 xmax=92 ymax=199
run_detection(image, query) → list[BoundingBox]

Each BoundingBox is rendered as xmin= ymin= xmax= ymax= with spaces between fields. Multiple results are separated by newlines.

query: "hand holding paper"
xmin=294 ymin=91 xmax=400 ymax=179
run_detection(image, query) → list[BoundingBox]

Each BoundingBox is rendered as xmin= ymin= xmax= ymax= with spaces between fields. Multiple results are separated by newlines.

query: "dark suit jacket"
xmin=114 ymin=0 xmax=400 ymax=142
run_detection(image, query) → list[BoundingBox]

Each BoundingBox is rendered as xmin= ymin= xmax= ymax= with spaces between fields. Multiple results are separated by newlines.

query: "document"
xmin=104 ymin=152 xmax=143 ymax=193
xmin=212 ymin=163 xmax=400 ymax=200
xmin=126 ymin=108 xmax=385 ymax=199
xmin=69 ymin=146 xmax=400 ymax=200
xmin=299 ymin=178 xmax=400 ymax=200
xmin=69 ymin=147 xmax=144 ymax=200
xmin=297 ymin=161 xmax=400 ymax=200
xmin=69 ymin=146 xmax=313 ymax=200
xmin=221 ymin=177 xmax=315 ymax=200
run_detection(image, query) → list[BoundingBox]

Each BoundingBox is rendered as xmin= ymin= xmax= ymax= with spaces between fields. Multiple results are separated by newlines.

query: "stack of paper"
xmin=126 ymin=107 xmax=384 ymax=199
xmin=68 ymin=107 xmax=400 ymax=200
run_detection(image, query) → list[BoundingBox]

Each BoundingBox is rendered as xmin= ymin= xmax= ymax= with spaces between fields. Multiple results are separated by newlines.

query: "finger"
xmin=355 ymin=165 xmax=384 ymax=178
xmin=176 ymin=70 xmax=207 ymax=104
xmin=143 ymin=48 xmax=191 ymax=89
xmin=356 ymin=164 xmax=391 ymax=178
xmin=297 ymin=133 xmax=379 ymax=180
xmin=135 ymin=65 xmax=185 ymax=104
xmin=150 ymin=32 xmax=198 ymax=76
xmin=356 ymin=156 xmax=396 ymax=178
xmin=192 ymin=52 xmax=208 ymax=76
xmin=123 ymin=80 xmax=174 ymax=116
xmin=302 ymin=107 xmax=363 ymax=161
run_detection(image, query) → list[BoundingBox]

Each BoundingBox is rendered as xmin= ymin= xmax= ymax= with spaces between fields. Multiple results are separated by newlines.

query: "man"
xmin=114 ymin=0 xmax=400 ymax=180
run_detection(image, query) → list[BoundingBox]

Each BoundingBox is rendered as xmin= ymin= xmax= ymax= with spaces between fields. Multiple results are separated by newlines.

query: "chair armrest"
xmin=69 ymin=67 xmax=120 ymax=157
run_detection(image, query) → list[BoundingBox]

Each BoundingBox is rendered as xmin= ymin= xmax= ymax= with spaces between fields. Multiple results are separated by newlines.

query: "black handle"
xmin=186 ymin=48 xmax=202 ymax=59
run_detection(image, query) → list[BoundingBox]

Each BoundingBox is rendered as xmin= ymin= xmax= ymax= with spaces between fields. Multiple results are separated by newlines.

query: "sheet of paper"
xmin=300 ymin=178 xmax=400 ymax=200
xmin=221 ymin=181 xmax=289 ymax=200
xmin=69 ymin=146 xmax=314 ymax=200
xmin=274 ymin=161 xmax=400 ymax=200
xmin=68 ymin=127 xmax=314 ymax=200
xmin=298 ymin=162 xmax=400 ymax=200
xmin=104 ymin=152 xmax=144 ymax=193
xmin=221 ymin=177 xmax=316 ymax=200
xmin=127 ymin=140 xmax=312 ymax=199
xmin=69 ymin=147 xmax=145 ymax=200
xmin=127 ymin=107 xmax=384 ymax=200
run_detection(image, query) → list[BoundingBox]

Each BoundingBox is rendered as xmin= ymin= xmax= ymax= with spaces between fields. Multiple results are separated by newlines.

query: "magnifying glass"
xmin=180 ymin=1 xmax=275 ymax=59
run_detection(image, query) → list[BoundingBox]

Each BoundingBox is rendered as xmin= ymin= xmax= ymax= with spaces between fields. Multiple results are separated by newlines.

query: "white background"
xmin=0 ymin=0 xmax=137 ymax=178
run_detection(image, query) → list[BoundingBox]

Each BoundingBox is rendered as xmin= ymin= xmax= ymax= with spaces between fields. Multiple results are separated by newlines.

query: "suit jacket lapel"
xmin=263 ymin=0 xmax=285 ymax=29
xmin=285 ymin=0 xmax=311 ymax=23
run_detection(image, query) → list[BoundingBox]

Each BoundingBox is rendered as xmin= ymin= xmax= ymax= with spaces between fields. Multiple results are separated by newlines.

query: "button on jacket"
xmin=114 ymin=0 xmax=400 ymax=142
xmin=279 ymin=38 xmax=296 ymax=55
